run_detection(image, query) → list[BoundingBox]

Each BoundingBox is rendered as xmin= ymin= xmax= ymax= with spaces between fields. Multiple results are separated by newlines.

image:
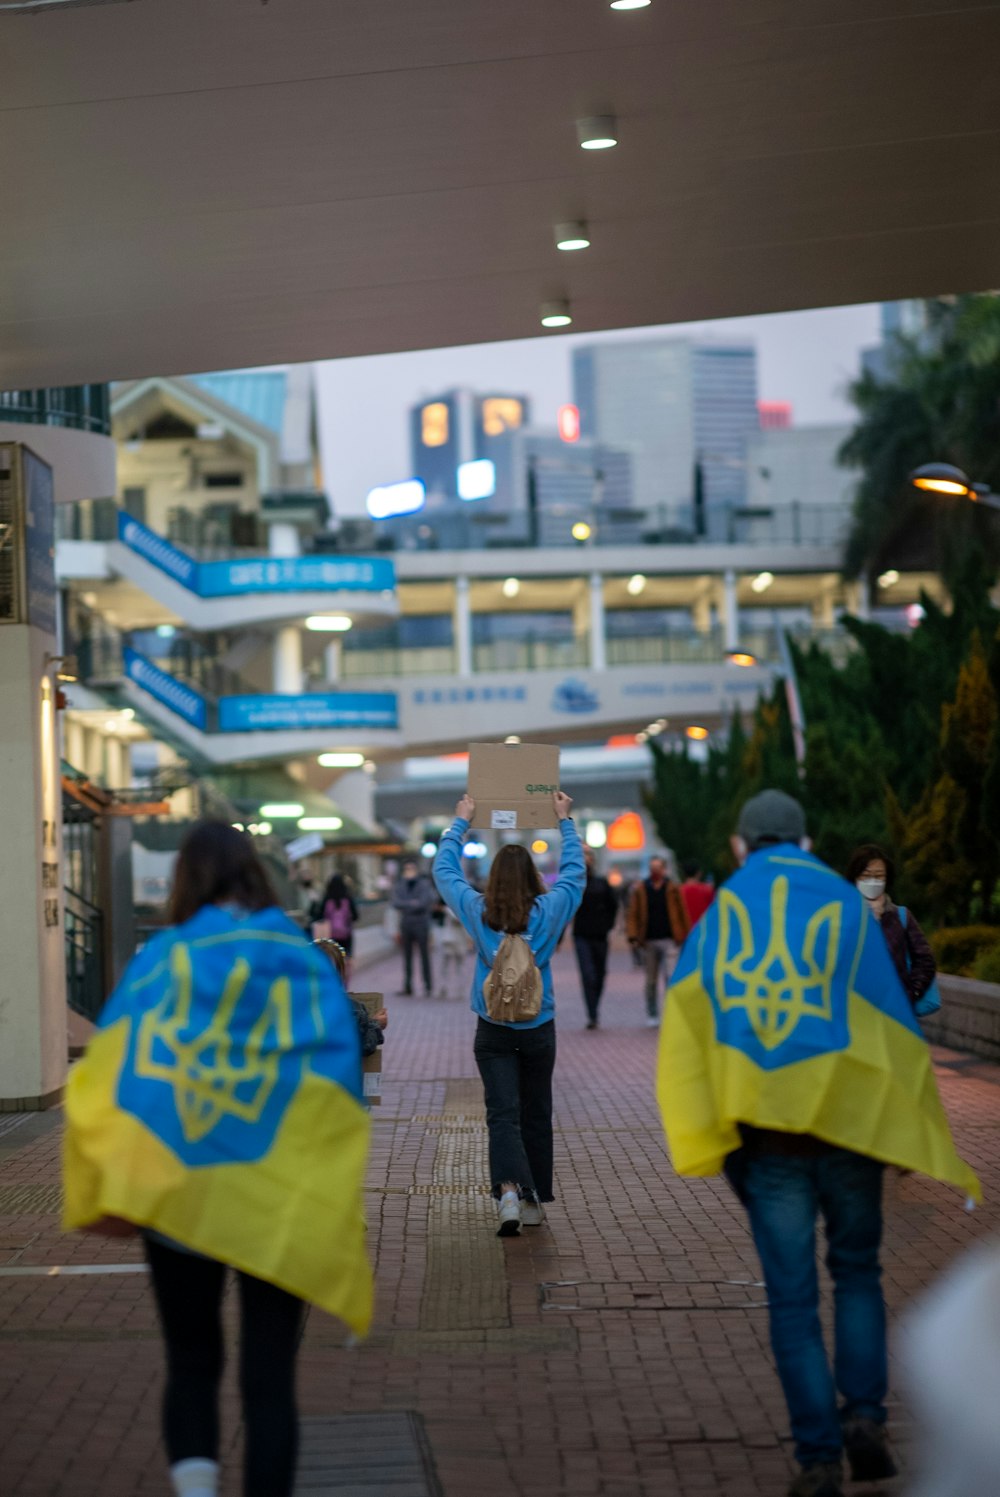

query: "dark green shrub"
xmin=930 ymin=924 xmax=1000 ymax=977
xmin=972 ymin=945 xmax=1000 ymax=985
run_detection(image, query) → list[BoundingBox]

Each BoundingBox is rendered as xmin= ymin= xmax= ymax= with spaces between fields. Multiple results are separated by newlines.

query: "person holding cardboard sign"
xmin=433 ymin=789 xmax=585 ymax=1237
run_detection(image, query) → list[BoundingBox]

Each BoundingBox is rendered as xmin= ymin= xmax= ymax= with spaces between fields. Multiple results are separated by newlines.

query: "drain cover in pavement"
xmin=296 ymin=1411 xmax=441 ymax=1494
xmin=541 ymin=1280 xmax=768 ymax=1311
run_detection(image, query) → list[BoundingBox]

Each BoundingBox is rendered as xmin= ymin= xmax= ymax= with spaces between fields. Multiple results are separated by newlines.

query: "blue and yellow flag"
xmin=657 ymin=846 xmax=980 ymax=1201
xmin=64 ymin=906 xmax=373 ymax=1332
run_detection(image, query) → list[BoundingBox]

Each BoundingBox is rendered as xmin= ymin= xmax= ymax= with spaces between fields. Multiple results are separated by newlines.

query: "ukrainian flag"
xmin=64 ymin=906 xmax=373 ymax=1333
xmin=657 ymin=847 xmax=980 ymax=1201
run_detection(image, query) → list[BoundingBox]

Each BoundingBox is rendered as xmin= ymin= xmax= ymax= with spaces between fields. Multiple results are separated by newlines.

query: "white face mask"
xmin=857 ymin=878 xmax=886 ymax=901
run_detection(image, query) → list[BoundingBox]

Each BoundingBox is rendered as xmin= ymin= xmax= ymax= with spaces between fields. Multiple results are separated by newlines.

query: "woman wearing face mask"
xmin=845 ymin=843 xmax=937 ymax=1012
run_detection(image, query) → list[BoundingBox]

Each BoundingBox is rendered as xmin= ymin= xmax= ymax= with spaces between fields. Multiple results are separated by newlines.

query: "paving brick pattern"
xmin=1 ymin=941 xmax=999 ymax=1496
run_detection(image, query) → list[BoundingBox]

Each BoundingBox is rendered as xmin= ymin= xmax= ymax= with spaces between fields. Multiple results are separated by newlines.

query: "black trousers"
xmin=574 ymin=937 xmax=609 ymax=1023
xmin=401 ymin=924 xmax=433 ymax=993
xmin=144 ymin=1238 xmax=304 ymax=1497
xmin=473 ymin=1017 xmax=556 ymax=1201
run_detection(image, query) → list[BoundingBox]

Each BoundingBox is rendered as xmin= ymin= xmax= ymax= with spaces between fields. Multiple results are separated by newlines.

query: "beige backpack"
xmin=483 ymin=932 xmax=543 ymax=1023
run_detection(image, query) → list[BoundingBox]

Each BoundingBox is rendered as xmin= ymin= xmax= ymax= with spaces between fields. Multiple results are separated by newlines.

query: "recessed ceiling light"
xmin=877 ymin=569 xmax=900 ymax=588
xmin=318 ymin=752 xmax=365 ymax=768
xmin=305 ymin=614 xmax=353 ymax=631
xmin=259 ymin=803 xmax=304 ymax=818
xmin=540 ymin=299 xmax=572 ymax=328
xmin=750 ymin=571 xmax=774 ymax=594
xmin=610 ymin=0 xmax=651 ymax=9
xmin=555 ymin=221 xmax=591 ymax=252
xmin=626 ymin=573 xmax=647 ymax=596
xmin=502 ymin=577 xmax=521 ymax=599
xmin=576 ymin=115 xmax=618 ymax=150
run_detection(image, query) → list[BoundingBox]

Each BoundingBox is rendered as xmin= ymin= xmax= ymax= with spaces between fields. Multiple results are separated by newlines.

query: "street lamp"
xmin=909 ymin=464 xmax=1000 ymax=510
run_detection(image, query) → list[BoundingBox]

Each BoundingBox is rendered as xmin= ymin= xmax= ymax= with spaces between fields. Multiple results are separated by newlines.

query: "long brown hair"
xmin=169 ymin=821 xmax=278 ymax=925
xmin=484 ymin=844 xmax=544 ymax=933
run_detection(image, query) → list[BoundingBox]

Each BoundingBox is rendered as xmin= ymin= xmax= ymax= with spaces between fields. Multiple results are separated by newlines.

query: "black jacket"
xmin=573 ymin=874 xmax=619 ymax=941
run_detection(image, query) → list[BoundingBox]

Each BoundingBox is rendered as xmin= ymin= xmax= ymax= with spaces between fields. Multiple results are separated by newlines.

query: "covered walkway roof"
xmin=3 ymin=0 xmax=1000 ymax=387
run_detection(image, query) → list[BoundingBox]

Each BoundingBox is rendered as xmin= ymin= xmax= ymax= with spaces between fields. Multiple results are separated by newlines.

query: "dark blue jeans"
xmin=474 ymin=1018 xmax=556 ymax=1201
xmin=741 ymin=1148 xmax=887 ymax=1469
xmin=574 ymin=937 xmax=609 ymax=1023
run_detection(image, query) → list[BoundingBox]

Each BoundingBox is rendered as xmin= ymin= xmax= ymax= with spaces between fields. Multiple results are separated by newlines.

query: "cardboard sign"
xmin=467 ymin=742 xmax=560 ymax=831
xmin=351 ymin=991 xmax=384 ymax=1106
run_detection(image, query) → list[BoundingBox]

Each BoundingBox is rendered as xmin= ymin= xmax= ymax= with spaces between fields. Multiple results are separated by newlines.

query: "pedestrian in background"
xmin=846 ymin=843 xmax=939 ymax=1016
xmin=626 ymin=855 xmax=690 ymax=1026
xmin=680 ymin=859 xmax=714 ymax=928
xmin=391 ymin=857 xmax=436 ymax=997
xmin=433 ymin=792 xmax=584 ymax=1236
xmin=658 ymin=789 xmax=978 ymax=1497
xmin=572 ymin=847 xmax=619 ymax=1029
xmin=313 ymin=872 xmax=359 ymax=980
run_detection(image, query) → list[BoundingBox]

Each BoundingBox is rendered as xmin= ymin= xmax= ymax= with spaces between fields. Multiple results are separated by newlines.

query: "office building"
xmin=572 ymin=337 xmax=759 ymax=541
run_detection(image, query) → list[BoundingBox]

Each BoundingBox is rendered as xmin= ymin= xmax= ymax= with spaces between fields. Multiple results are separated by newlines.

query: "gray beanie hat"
xmin=737 ymin=789 xmax=806 ymax=851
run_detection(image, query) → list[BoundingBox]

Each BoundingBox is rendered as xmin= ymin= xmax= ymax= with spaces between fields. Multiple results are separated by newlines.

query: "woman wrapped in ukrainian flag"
xmin=63 ymin=822 xmax=372 ymax=1497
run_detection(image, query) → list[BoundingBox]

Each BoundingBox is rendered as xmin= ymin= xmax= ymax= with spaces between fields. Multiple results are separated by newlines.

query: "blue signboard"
xmin=218 ymin=692 xmax=398 ymax=734
xmin=124 ymin=648 xmax=208 ymax=731
xmin=118 ymin=512 xmax=395 ymax=596
xmin=119 ymin=514 xmax=199 ymax=589
xmin=23 ymin=449 xmax=57 ymax=636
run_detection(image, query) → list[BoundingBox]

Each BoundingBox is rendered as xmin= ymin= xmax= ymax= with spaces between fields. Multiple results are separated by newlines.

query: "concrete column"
xmin=268 ymin=522 xmax=300 ymax=559
xmin=852 ymin=575 xmax=871 ymax=621
xmin=813 ymin=581 xmax=837 ymax=631
xmin=722 ymin=568 xmax=739 ymax=651
xmin=105 ymin=735 xmax=129 ymax=791
xmin=325 ymin=640 xmax=342 ymax=683
xmin=691 ymin=580 xmax=713 ymax=635
xmin=454 ymin=575 xmax=472 ymax=677
xmin=63 ymin=715 xmax=86 ymax=774
xmin=85 ymin=726 xmax=105 ymax=785
xmin=589 ymin=572 xmax=607 ymax=671
xmin=273 ymin=627 xmax=303 ymax=695
xmin=0 ymin=628 xmax=67 ymax=1107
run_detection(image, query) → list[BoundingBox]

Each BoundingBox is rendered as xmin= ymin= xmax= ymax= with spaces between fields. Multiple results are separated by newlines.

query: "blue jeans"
xmin=741 ymin=1148 xmax=887 ymax=1468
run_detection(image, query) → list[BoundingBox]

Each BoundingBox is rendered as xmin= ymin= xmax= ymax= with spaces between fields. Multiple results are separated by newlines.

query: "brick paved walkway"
xmin=2 ymin=942 xmax=1000 ymax=1496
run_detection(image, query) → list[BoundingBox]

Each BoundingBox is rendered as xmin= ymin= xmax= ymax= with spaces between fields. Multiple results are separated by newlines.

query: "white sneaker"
xmin=171 ymin=1460 xmax=219 ymax=1497
xmin=645 ymin=1014 xmax=659 ymax=1028
xmin=521 ymin=1200 xmax=546 ymax=1227
xmin=496 ymin=1190 xmax=521 ymax=1236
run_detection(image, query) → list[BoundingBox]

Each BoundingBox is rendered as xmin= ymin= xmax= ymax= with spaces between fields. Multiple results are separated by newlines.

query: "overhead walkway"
xmin=57 ymin=513 xmax=399 ymax=631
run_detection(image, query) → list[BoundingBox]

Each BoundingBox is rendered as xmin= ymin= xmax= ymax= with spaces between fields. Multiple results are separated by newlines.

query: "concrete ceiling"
xmin=4 ymin=0 xmax=1000 ymax=389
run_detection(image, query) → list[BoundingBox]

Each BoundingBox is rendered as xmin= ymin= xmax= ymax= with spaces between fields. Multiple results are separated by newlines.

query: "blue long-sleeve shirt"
xmin=433 ymin=817 xmax=586 ymax=1028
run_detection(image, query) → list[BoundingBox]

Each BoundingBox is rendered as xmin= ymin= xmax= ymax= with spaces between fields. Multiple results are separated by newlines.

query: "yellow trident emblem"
xmin=713 ymin=876 xmax=841 ymax=1050
xmin=136 ymin=942 xmax=293 ymax=1143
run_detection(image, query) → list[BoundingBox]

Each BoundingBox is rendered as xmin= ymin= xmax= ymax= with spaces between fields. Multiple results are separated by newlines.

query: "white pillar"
xmin=325 ymin=640 xmax=342 ymax=683
xmin=64 ymin=716 xmax=86 ymax=774
xmin=589 ymin=571 xmax=606 ymax=672
xmin=454 ymin=575 xmax=472 ymax=677
xmin=273 ymin=627 xmax=303 ymax=695
xmin=0 ymin=628 xmax=67 ymax=1106
xmin=105 ymin=735 xmax=129 ymax=791
xmin=722 ymin=568 xmax=739 ymax=650
xmin=85 ymin=726 xmax=105 ymax=784
xmin=268 ymin=522 xmax=300 ymax=558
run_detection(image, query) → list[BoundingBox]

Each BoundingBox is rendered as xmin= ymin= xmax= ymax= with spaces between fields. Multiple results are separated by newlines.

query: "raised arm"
xmin=432 ymin=796 xmax=484 ymax=932
xmin=539 ymin=793 xmax=586 ymax=929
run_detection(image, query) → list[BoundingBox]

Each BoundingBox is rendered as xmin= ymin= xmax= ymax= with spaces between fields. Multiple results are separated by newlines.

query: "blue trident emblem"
xmin=713 ymin=876 xmax=841 ymax=1050
xmin=135 ymin=943 xmax=292 ymax=1143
